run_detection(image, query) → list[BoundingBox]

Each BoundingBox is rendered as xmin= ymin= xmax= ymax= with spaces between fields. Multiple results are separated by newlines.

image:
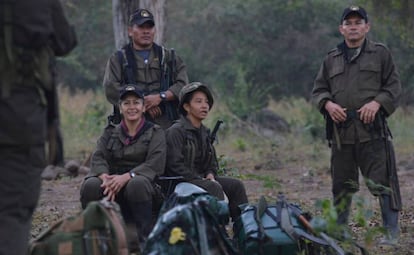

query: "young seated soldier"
xmin=165 ymin=82 xmax=248 ymax=221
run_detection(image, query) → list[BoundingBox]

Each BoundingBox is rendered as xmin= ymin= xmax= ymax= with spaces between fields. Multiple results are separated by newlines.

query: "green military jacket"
xmin=103 ymin=43 xmax=188 ymax=105
xmin=165 ymin=116 xmax=218 ymax=181
xmin=312 ymin=39 xmax=401 ymax=144
xmin=90 ymin=121 xmax=166 ymax=181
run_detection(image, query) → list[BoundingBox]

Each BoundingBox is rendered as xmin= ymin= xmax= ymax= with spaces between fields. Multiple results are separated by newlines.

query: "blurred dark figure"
xmin=0 ymin=1 xmax=77 ymax=254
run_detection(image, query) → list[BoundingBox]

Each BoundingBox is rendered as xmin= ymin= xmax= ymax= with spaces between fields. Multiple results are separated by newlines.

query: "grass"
xmin=59 ymin=88 xmax=414 ymax=173
xmin=59 ymin=86 xmax=110 ymax=161
xmin=55 ymin=90 xmax=414 ymax=253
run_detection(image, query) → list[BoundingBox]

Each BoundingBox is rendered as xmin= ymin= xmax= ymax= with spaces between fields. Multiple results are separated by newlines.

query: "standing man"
xmin=312 ymin=6 xmax=402 ymax=246
xmin=103 ymin=8 xmax=188 ymax=129
xmin=0 ymin=0 xmax=77 ymax=254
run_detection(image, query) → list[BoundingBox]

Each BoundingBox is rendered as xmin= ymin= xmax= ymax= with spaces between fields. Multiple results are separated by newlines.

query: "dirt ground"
xmin=31 ymin=158 xmax=414 ymax=255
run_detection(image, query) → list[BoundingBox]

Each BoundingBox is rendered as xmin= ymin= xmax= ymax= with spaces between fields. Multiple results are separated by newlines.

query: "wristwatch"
xmin=159 ymin=91 xmax=167 ymax=101
xmin=129 ymin=171 xmax=136 ymax=179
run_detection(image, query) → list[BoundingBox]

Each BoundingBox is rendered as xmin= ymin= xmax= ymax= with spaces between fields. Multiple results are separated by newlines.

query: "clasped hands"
xmin=144 ymin=94 xmax=163 ymax=119
xmin=325 ymin=100 xmax=380 ymax=124
xmin=99 ymin=173 xmax=130 ymax=201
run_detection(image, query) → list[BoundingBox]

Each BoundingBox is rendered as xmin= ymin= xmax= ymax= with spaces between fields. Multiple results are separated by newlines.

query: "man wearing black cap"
xmin=312 ymin=6 xmax=402 ymax=246
xmin=103 ymin=8 xmax=188 ymax=130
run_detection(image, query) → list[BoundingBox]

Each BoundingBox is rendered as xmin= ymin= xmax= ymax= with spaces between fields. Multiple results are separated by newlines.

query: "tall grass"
xmin=59 ymin=90 xmax=414 ymax=169
xmin=59 ymin=86 xmax=110 ymax=161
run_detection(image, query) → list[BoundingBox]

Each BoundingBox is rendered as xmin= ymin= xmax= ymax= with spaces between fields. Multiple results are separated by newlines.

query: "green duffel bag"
xmin=234 ymin=194 xmax=334 ymax=255
xmin=234 ymin=196 xmax=301 ymax=255
xmin=29 ymin=199 xmax=129 ymax=255
xmin=234 ymin=194 xmax=370 ymax=255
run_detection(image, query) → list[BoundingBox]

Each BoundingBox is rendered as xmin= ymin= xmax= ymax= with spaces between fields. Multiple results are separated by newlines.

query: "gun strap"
xmin=333 ymin=123 xmax=342 ymax=150
xmin=1 ymin=1 xmax=13 ymax=98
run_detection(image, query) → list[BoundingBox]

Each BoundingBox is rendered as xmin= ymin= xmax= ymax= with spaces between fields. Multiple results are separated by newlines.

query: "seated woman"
xmin=165 ymin=82 xmax=248 ymax=220
xmin=80 ymin=85 xmax=166 ymax=250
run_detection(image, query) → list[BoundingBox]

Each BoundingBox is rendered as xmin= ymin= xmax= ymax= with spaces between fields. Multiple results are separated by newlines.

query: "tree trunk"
xmin=112 ymin=0 xmax=166 ymax=49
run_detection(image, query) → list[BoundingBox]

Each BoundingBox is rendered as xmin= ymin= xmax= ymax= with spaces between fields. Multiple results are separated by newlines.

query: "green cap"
xmin=179 ymin=82 xmax=214 ymax=115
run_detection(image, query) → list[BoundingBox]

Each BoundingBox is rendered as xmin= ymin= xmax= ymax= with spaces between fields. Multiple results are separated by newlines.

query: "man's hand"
xmin=144 ymin=94 xmax=162 ymax=110
xmin=147 ymin=106 xmax=162 ymax=119
xmin=357 ymin=100 xmax=380 ymax=124
xmin=324 ymin=101 xmax=347 ymax=123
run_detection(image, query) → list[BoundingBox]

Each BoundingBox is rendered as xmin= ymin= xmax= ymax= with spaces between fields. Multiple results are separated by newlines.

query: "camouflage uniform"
xmin=312 ymin=38 xmax=401 ymax=238
xmin=166 ymin=115 xmax=248 ymax=220
xmin=0 ymin=1 xmax=76 ymax=254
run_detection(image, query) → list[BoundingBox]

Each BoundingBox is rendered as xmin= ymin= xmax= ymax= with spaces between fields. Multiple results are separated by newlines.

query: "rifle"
xmin=161 ymin=48 xmax=179 ymax=121
xmin=277 ymin=193 xmax=369 ymax=255
xmin=210 ymin=120 xmax=223 ymax=145
xmin=107 ymin=105 xmax=121 ymax=125
xmin=378 ymin=112 xmax=402 ymax=211
xmin=276 ymin=193 xmax=347 ymax=255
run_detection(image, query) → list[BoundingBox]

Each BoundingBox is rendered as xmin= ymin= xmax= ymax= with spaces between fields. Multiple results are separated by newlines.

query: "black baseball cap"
xmin=129 ymin=8 xmax=155 ymax=26
xmin=119 ymin=85 xmax=144 ymax=100
xmin=341 ymin=5 xmax=368 ymax=23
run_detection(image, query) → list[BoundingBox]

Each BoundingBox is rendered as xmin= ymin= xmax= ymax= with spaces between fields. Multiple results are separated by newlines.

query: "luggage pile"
xmin=29 ymin=184 xmax=369 ymax=255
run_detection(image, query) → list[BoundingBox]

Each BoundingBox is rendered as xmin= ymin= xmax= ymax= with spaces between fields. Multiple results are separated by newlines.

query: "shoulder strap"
xmin=184 ymin=132 xmax=196 ymax=171
xmin=118 ymin=44 xmax=137 ymax=85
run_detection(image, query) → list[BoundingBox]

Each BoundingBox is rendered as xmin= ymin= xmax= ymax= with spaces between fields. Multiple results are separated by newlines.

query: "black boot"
xmin=130 ymin=200 xmax=153 ymax=252
xmin=378 ymin=195 xmax=399 ymax=246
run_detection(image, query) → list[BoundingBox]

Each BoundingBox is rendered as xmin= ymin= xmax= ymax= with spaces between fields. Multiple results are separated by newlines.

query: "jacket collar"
xmin=179 ymin=115 xmax=206 ymax=132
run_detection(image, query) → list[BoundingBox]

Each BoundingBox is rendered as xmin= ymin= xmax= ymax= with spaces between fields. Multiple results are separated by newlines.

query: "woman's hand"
xmin=204 ymin=173 xmax=215 ymax=181
xmin=100 ymin=173 xmax=130 ymax=201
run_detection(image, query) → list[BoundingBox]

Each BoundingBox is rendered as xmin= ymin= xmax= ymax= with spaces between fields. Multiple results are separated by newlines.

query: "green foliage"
xmin=233 ymin=138 xmax=247 ymax=152
xmin=59 ymin=0 xmax=414 ymax=107
xmin=60 ymin=88 xmax=109 ymax=159
xmin=314 ymin=196 xmax=383 ymax=246
xmin=243 ymin=173 xmax=281 ymax=189
xmin=79 ymin=101 xmax=108 ymax=134
xmin=225 ymin=67 xmax=269 ymax=120
xmin=59 ymin=0 xmax=114 ymax=89
xmin=216 ymin=155 xmax=239 ymax=177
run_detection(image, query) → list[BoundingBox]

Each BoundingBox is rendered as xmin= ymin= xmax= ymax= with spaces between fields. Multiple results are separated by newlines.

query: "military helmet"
xmin=179 ymin=82 xmax=214 ymax=115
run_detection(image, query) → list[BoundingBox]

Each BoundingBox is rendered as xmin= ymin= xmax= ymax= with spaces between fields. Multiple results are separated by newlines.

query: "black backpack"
xmin=144 ymin=182 xmax=237 ymax=255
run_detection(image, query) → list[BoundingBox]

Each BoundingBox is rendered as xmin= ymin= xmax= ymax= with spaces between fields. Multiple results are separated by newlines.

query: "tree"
xmin=112 ymin=0 xmax=166 ymax=49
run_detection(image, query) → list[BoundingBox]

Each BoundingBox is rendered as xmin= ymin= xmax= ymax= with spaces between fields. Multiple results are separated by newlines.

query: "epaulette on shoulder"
xmin=373 ymin=42 xmax=388 ymax=49
xmin=327 ymin=47 xmax=341 ymax=57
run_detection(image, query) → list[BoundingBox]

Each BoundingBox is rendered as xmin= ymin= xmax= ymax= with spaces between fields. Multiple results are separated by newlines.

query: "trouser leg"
xmin=379 ymin=195 xmax=399 ymax=239
xmin=0 ymin=146 xmax=44 ymax=255
xmin=188 ymin=179 xmax=225 ymax=200
xmin=79 ymin=176 xmax=104 ymax=209
xmin=130 ymin=201 xmax=153 ymax=239
xmin=124 ymin=175 xmax=154 ymax=250
xmin=331 ymin=144 xmax=358 ymax=226
xmin=216 ymin=176 xmax=248 ymax=220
